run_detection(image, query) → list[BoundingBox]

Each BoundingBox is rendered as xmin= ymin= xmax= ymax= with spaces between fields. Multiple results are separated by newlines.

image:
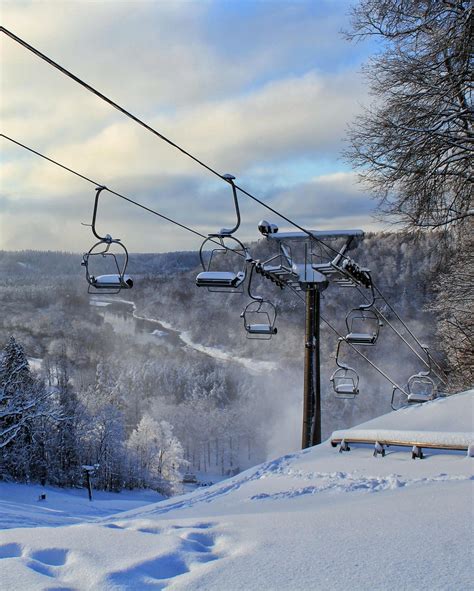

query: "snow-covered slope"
xmin=1 ymin=391 xmax=472 ymax=590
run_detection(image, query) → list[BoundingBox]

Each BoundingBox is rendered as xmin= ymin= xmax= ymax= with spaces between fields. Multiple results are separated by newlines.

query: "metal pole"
xmin=302 ymin=288 xmax=315 ymax=448
xmin=85 ymin=470 xmax=93 ymax=501
xmin=302 ymin=287 xmax=322 ymax=449
xmin=311 ymin=289 xmax=321 ymax=446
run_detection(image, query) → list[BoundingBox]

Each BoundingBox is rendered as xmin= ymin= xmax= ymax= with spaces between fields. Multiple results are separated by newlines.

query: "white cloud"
xmin=0 ymin=0 xmax=375 ymax=251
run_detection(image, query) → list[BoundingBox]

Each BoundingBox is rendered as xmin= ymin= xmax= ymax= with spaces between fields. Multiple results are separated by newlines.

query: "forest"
xmin=0 ymin=231 xmax=452 ymax=493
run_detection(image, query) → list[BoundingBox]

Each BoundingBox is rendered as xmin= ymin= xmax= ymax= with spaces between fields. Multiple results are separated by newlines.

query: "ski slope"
xmin=1 ymin=390 xmax=472 ymax=590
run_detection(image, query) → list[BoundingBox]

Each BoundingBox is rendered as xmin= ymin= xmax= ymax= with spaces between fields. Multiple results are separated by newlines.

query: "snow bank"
xmin=0 ymin=390 xmax=472 ymax=590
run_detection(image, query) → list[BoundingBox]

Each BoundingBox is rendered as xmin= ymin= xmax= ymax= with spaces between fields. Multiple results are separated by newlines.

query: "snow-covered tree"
xmin=127 ymin=415 xmax=185 ymax=495
xmin=0 ymin=336 xmax=54 ymax=449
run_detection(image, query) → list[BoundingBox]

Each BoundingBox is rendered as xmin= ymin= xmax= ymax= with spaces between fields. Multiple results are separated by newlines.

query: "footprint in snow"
xmin=104 ymin=523 xmax=125 ymax=530
xmin=107 ymin=553 xmax=190 ymax=589
xmin=30 ymin=548 xmax=68 ymax=566
xmin=183 ymin=531 xmax=215 ymax=548
xmin=24 ymin=548 xmax=69 ymax=580
xmin=107 ymin=526 xmax=221 ymax=588
xmin=0 ymin=543 xmax=22 ymax=559
xmin=136 ymin=526 xmax=163 ymax=535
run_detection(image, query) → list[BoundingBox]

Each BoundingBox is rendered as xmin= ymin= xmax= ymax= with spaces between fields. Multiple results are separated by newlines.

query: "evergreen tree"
xmin=0 ymin=336 xmax=58 ymax=481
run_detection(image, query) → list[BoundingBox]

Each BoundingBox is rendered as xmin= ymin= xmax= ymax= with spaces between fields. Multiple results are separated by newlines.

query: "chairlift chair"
xmin=330 ymin=338 xmax=360 ymax=399
xmin=82 ymin=186 xmax=133 ymax=294
xmin=407 ymin=346 xmax=438 ymax=403
xmin=407 ymin=374 xmax=438 ymax=403
xmin=240 ymin=265 xmax=277 ymax=339
xmin=195 ymin=175 xmax=249 ymax=293
xmin=82 ymin=240 xmax=133 ymax=294
xmin=344 ymin=284 xmax=382 ymax=345
xmin=391 ymin=347 xmax=437 ymax=409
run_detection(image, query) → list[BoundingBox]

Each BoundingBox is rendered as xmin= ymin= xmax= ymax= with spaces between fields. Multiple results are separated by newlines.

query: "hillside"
xmin=0 ymin=233 xmax=449 ymax=478
xmin=1 ymin=390 xmax=472 ymax=590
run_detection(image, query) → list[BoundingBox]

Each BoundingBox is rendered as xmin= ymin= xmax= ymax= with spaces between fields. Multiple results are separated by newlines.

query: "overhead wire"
xmin=373 ymin=284 xmax=447 ymax=376
xmin=0 ymin=25 xmax=354 ymax=260
xmin=1 ymin=26 xmax=442 ymax=379
xmin=0 ymin=133 xmax=245 ymax=255
xmin=2 ymin=132 xmax=433 ymax=397
xmin=1 ymin=131 xmax=441 ymax=385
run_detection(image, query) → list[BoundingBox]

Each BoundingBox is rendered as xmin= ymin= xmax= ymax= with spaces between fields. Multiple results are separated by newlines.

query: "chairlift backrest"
xmin=330 ymin=367 xmax=359 ymax=399
xmin=407 ymin=374 xmax=437 ymax=403
xmin=407 ymin=346 xmax=438 ymax=403
xmin=196 ymin=234 xmax=248 ymax=292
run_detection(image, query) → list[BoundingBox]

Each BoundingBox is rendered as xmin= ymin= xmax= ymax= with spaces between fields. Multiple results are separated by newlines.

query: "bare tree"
xmin=346 ymin=0 xmax=473 ymax=229
xmin=430 ymin=220 xmax=474 ymax=388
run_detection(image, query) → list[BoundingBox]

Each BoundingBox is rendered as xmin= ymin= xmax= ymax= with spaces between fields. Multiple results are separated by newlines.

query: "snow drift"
xmin=1 ymin=390 xmax=472 ymax=590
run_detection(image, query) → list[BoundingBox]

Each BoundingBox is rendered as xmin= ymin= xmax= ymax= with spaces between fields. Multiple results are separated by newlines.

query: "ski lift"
xmin=391 ymin=347 xmax=437 ymax=409
xmin=240 ymin=265 xmax=277 ymax=339
xmin=344 ymin=283 xmax=382 ymax=345
xmin=330 ymin=338 xmax=359 ymax=398
xmin=407 ymin=346 xmax=438 ymax=403
xmin=81 ymin=186 xmax=133 ymax=294
xmin=196 ymin=175 xmax=249 ymax=292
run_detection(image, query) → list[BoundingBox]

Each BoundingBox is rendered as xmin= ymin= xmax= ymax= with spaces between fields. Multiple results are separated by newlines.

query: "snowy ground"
xmin=1 ymin=391 xmax=472 ymax=590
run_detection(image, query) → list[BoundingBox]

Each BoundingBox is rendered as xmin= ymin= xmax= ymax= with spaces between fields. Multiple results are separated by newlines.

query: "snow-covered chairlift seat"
xmin=246 ymin=323 xmax=278 ymax=335
xmin=407 ymin=392 xmax=434 ymax=403
xmin=92 ymin=274 xmax=133 ymax=289
xmin=345 ymin=331 xmax=378 ymax=345
xmin=195 ymin=271 xmax=245 ymax=289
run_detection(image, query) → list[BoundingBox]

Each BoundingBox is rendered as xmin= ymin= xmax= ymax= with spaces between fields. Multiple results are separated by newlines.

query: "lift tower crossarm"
xmin=267 ymin=229 xmax=365 ymax=241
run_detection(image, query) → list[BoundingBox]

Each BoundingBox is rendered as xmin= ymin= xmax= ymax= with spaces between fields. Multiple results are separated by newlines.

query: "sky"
xmin=0 ymin=0 xmax=385 ymax=253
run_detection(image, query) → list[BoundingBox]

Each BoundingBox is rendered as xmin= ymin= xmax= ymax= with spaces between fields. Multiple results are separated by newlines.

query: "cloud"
xmin=0 ymin=0 xmax=376 ymax=251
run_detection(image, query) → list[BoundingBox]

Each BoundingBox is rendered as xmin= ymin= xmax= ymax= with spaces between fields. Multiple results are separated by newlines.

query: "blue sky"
xmin=0 ymin=0 xmax=384 ymax=252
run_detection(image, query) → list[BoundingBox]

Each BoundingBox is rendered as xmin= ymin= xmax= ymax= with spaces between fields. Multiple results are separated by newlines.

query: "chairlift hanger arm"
xmin=90 ymin=186 xmax=115 ymax=242
xmin=247 ymin=264 xmax=263 ymax=302
xmin=358 ymin=281 xmax=376 ymax=309
xmin=219 ymin=174 xmax=242 ymax=236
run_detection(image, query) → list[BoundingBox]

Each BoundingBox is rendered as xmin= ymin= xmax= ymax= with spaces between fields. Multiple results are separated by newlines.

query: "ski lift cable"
xmin=0 ymin=130 xmax=429 ymax=397
xmin=371 ymin=284 xmax=446 ymax=377
xmin=286 ymin=285 xmax=409 ymax=396
xmin=1 ymin=27 xmax=447 ymax=367
xmin=0 ymin=133 xmax=246 ymax=257
xmin=2 ymin=135 xmax=444 ymax=385
xmin=354 ymin=286 xmax=447 ymax=384
xmin=0 ymin=25 xmax=359 ymax=263
xmin=0 ymin=26 xmax=223 ymax=183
